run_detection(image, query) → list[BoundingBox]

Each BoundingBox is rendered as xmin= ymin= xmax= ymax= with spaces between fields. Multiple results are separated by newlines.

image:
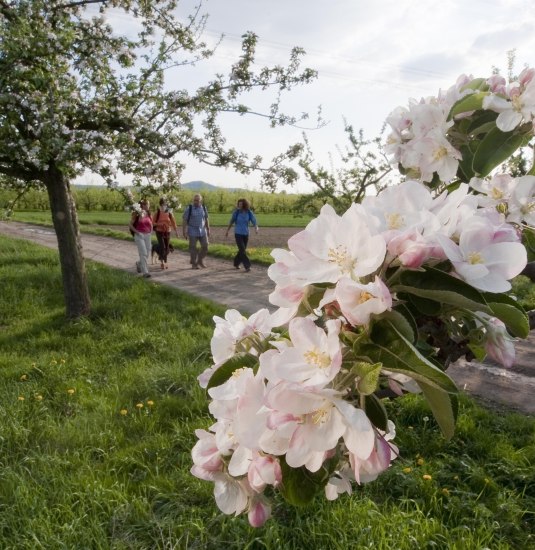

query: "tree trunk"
xmin=44 ymin=165 xmax=91 ymax=319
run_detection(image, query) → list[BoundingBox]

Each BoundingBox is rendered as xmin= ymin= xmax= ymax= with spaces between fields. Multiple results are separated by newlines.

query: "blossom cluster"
xmin=385 ymin=68 xmax=535 ymax=184
xmin=192 ymin=70 xmax=534 ymax=527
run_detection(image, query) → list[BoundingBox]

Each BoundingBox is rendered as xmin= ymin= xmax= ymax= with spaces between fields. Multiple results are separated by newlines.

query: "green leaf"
xmin=365 ymin=321 xmax=458 ymax=394
xmin=472 ymin=127 xmax=530 ymax=177
xmin=448 ymin=91 xmax=489 ymax=120
xmin=353 ymin=361 xmax=382 ymax=395
xmin=522 ymin=226 xmax=535 ymax=260
xmin=279 ymin=456 xmax=336 ymax=506
xmin=364 ymin=393 xmax=389 ymax=431
xmin=417 ymin=380 xmax=458 ymax=440
xmin=378 ymin=308 xmax=416 ymax=343
xmin=396 ymin=267 xmax=491 ymax=314
xmin=206 ymin=352 xmax=258 ymax=391
xmin=486 ymin=302 xmax=529 ymax=338
xmin=460 ymin=77 xmax=488 ymax=92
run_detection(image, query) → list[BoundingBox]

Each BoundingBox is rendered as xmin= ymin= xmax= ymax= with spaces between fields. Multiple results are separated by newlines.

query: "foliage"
xmin=0 ymin=235 xmax=534 ymax=548
xmin=0 ymin=0 xmax=316 ymax=317
xmin=192 ymin=69 xmax=535 ymax=527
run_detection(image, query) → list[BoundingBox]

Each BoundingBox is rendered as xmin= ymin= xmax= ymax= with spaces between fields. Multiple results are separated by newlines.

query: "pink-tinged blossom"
xmin=437 ymin=217 xmax=527 ymax=292
xmin=507 ymin=175 xmax=535 ymax=226
xmin=387 ymin=229 xmax=433 ymax=268
xmin=487 ymin=74 xmax=507 ymax=95
xmin=480 ymin=314 xmax=516 ymax=368
xmin=483 ymin=69 xmax=535 ymax=132
xmin=247 ymin=455 xmax=282 ymax=491
xmin=248 ymin=496 xmax=272 ymax=527
xmin=323 ymin=276 xmax=392 ymax=326
xmin=260 ymin=317 xmax=342 ymax=387
xmin=362 ymin=180 xmax=439 ymax=243
xmin=191 ymin=429 xmax=223 ymax=472
xmin=213 ymin=474 xmax=251 ymax=515
xmin=275 ymin=204 xmax=386 ymax=286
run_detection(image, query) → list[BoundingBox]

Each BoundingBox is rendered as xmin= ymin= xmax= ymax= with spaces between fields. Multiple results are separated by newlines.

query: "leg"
xmin=156 ymin=231 xmax=165 ymax=261
xmin=242 ymin=235 xmax=250 ymax=270
xmin=135 ymin=232 xmax=150 ymax=275
xmin=235 ymin=234 xmax=247 ymax=268
xmin=198 ymin=235 xmax=209 ymax=267
xmin=162 ymin=232 xmax=170 ymax=267
xmin=188 ymin=235 xmax=198 ymax=267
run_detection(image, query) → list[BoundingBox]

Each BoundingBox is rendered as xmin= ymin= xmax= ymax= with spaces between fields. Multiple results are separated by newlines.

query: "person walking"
xmin=225 ymin=198 xmax=258 ymax=272
xmin=182 ymin=193 xmax=210 ymax=269
xmin=129 ymin=199 xmax=153 ymax=278
xmin=153 ymin=197 xmax=179 ymax=270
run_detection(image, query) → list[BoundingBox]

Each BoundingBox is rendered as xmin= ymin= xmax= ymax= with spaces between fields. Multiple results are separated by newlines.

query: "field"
xmin=1 ymin=234 xmax=534 ymax=549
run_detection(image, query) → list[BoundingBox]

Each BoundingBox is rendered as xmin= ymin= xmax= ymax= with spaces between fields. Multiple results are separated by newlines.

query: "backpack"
xmin=187 ymin=204 xmax=208 ymax=223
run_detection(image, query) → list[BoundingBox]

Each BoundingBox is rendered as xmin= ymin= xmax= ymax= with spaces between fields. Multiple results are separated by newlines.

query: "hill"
xmin=182 ymin=180 xmax=245 ymax=192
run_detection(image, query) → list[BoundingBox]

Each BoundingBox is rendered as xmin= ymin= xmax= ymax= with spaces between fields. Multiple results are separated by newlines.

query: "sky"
xmin=93 ymin=0 xmax=535 ymax=193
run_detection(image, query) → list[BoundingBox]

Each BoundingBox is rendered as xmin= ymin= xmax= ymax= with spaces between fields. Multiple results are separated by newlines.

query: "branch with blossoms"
xmin=191 ymin=69 xmax=534 ymax=527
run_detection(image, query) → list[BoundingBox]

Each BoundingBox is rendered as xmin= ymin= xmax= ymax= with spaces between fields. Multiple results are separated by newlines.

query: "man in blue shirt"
xmin=225 ymin=198 xmax=258 ymax=272
xmin=182 ymin=194 xmax=210 ymax=269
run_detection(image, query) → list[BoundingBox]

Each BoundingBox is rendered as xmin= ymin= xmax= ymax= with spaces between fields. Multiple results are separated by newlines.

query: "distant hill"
xmin=182 ymin=181 xmax=245 ymax=192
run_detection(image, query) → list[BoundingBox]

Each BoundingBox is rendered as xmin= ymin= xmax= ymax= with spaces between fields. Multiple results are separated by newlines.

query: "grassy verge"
xmin=1 ymin=234 xmax=534 ymax=549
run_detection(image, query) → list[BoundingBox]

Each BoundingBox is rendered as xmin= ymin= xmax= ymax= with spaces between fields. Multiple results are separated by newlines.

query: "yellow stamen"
xmin=303 ymin=348 xmax=331 ymax=370
xmin=490 ymin=187 xmax=504 ymax=200
xmin=386 ymin=213 xmax=404 ymax=230
xmin=468 ymin=251 xmax=484 ymax=264
xmin=433 ymin=146 xmax=448 ymax=161
xmin=357 ymin=291 xmax=373 ymax=304
xmin=327 ymin=245 xmax=355 ymax=274
xmin=311 ymin=405 xmax=331 ymax=425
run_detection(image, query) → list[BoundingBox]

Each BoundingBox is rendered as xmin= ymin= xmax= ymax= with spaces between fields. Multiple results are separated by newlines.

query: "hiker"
xmin=225 ymin=198 xmax=258 ymax=272
xmin=153 ymin=197 xmax=179 ymax=270
xmin=129 ymin=199 xmax=153 ymax=278
xmin=182 ymin=193 xmax=210 ymax=269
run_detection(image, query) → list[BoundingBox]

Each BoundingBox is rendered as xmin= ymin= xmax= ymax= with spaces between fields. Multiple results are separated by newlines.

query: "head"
xmin=159 ymin=197 xmax=167 ymax=209
xmin=238 ymin=198 xmax=249 ymax=210
xmin=139 ymin=199 xmax=149 ymax=211
xmin=193 ymin=194 xmax=202 ymax=205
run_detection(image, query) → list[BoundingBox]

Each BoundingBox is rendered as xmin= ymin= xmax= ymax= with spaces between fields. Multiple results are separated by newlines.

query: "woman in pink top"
xmin=129 ymin=199 xmax=153 ymax=278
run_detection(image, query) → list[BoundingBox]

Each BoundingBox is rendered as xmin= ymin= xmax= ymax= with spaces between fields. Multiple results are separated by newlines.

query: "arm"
xmin=225 ymin=212 xmax=235 ymax=237
xmin=128 ymin=213 xmax=139 ymax=235
xmin=250 ymin=212 xmax=259 ymax=233
xmin=170 ymin=213 xmax=179 ymax=236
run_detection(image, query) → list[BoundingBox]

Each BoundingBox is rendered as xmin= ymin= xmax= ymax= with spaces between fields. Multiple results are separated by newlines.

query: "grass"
xmin=1 ymin=234 xmax=534 ymax=549
xmin=11 ymin=209 xmax=314 ymax=228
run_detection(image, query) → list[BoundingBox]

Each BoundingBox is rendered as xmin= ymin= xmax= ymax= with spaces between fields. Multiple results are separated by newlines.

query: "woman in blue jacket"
xmin=225 ymin=198 xmax=258 ymax=272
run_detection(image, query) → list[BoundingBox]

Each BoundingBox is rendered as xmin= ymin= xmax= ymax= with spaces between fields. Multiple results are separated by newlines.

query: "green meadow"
xmin=1 ymin=235 xmax=534 ymax=549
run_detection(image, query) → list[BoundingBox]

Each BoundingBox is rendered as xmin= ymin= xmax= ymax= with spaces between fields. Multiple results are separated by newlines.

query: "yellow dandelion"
xmin=60 ymin=359 xmax=66 ymax=364
xmin=454 ymin=475 xmax=459 ymax=481
xmin=18 ymin=396 xmax=25 ymax=401
xmin=135 ymin=403 xmax=143 ymax=409
xmin=484 ymin=478 xmax=490 ymax=484
xmin=442 ymin=488 xmax=450 ymax=496
xmin=120 ymin=409 xmax=128 ymax=416
xmin=50 ymin=359 xmax=57 ymax=366
xmin=423 ymin=474 xmax=432 ymax=481
xmin=20 ymin=374 xmax=28 ymax=381
xmin=417 ymin=458 xmax=425 ymax=466
xmin=31 ymin=362 xmax=36 ymax=368
xmin=146 ymin=400 xmax=154 ymax=407
xmin=403 ymin=467 xmax=412 ymax=473
xmin=35 ymin=395 xmax=43 ymax=401
xmin=67 ymin=388 xmax=75 ymax=395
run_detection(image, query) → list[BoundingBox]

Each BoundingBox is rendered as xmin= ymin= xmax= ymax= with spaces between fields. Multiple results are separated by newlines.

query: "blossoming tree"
xmin=0 ymin=0 xmax=315 ymax=318
xmin=192 ymin=69 xmax=535 ymax=526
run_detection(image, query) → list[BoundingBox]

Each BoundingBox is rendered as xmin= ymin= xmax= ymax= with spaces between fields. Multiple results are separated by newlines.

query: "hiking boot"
xmin=199 ymin=261 xmax=207 ymax=268
xmin=143 ymin=273 xmax=151 ymax=278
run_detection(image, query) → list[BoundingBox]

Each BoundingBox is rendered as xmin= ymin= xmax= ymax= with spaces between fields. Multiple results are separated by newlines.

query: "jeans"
xmin=188 ymin=235 xmax=209 ymax=266
xmin=233 ymin=234 xmax=250 ymax=269
xmin=134 ymin=231 xmax=152 ymax=275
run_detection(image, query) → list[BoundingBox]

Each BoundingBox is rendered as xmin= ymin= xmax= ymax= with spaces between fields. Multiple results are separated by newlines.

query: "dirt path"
xmin=1 ymin=220 xmax=534 ymax=415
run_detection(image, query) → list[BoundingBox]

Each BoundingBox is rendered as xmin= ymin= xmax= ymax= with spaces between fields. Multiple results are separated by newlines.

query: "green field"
xmin=11 ymin=209 xmax=314 ymax=228
xmin=1 ymin=234 xmax=534 ymax=549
